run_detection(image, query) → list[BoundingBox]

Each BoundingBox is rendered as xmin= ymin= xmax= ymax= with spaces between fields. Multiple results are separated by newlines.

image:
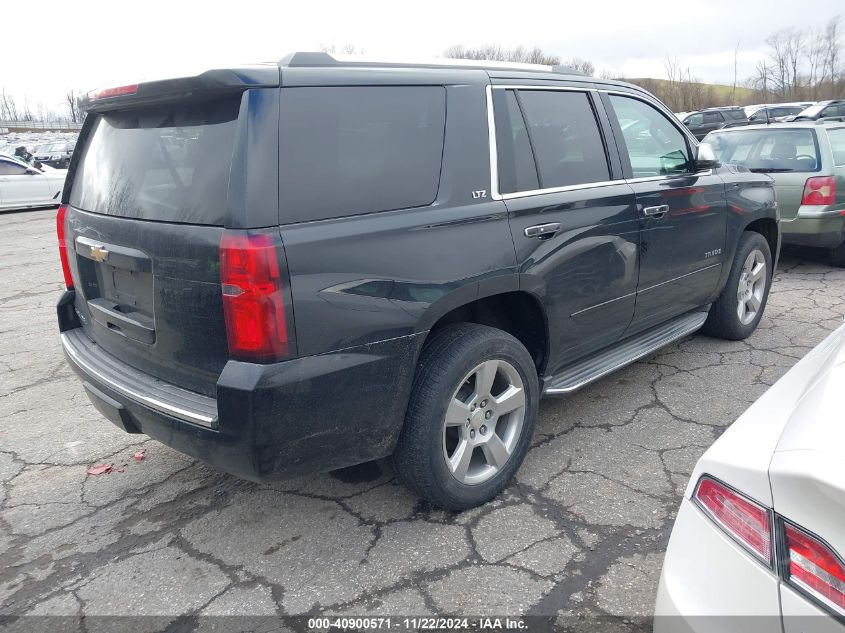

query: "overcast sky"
xmin=3 ymin=0 xmax=842 ymax=112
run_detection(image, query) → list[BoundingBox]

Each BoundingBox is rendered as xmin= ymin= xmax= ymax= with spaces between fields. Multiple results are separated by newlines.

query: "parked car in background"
xmin=655 ymin=320 xmax=845 ymax=632
xmin=705 ymin=122 xmax=845 ymax=266
xmin=745 ymin=102 xmax=813 ymax=119
xmin=0 ymin=154 xmax=65 ymax=211
xmin=748 ymin=104 xmax=810 ymax=124
xmin=33 ymin=141 xmax=75 ymax=168
xmin=56 ymin=52 xmax=778 ymax=510
xmin=787 ymin=99 xmax=845 ymax=122
xmin=682 ymin=107 xmax=750 ymax=140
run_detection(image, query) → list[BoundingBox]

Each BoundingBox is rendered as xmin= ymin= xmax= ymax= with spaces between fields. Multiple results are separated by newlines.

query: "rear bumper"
xmin=59 ymin=293 xmax=424 ymax=480
xmin=780 ymin=214 xmax=845 ymax=249
xmin=654 ymin=500 xmax=782 ymax=633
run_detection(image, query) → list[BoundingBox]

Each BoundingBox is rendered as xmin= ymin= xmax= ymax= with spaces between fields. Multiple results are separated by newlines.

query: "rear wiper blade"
xmin=748 ymin=168 xmax=793 ymax=173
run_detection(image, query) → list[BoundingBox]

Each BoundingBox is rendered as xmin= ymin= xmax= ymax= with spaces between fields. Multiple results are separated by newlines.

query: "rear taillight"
xmin=56 ymin=205 xmax=73 ymax=289
xmin=219 ymin=231 xmax=290 ymax=362
xmin=801 ymin=176 xmax=836 ymax=206
xmin=694 ymin=476 xmax=772 ymax=564
xmin=784 ymin=523 xmax=845 ymax=615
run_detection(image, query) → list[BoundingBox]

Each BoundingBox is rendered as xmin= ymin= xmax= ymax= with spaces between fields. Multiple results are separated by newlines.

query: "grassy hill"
xmin=625 ymin=78 xmax=756 ymax=109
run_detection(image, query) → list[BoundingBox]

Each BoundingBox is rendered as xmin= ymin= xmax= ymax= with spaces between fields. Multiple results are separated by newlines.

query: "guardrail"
xmin=0 ymin=121 xmax=83 ymax=132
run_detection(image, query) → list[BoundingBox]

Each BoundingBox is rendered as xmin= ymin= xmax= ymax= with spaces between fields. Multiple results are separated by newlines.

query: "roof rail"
xmin=277 ymin=51 xmax=587 ymax=75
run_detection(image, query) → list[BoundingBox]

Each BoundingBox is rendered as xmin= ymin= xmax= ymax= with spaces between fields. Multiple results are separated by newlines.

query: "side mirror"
xmin=695 ymin=142 xmax=719 ymax=170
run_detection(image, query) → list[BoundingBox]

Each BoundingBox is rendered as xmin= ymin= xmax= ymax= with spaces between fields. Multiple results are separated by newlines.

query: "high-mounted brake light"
xmin=694 ymin=477 xmax=772 ymax=564
xmin=219 ymin=231 xmax=290 ymax=362
xmin=87 ymin=84 xmax=138 ymax=101
xmin=801 ymin=176 xmax=836 ymax=206
xmin=784 ymin=523 xmax=845 ymax=615
xmin=56 ymin=205 xmax=73 ymax=289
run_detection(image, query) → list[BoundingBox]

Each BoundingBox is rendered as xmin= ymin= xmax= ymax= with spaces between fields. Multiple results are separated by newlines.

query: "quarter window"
xmin=609 ymin=95 xmax=692 ymax=178
xmin=514 ymin=90 xmax=610 ymax=189
xmin=826 ymin=128 xmax=845 ymax=166
xmin=278 ymin=86 xmax=446 ymax=223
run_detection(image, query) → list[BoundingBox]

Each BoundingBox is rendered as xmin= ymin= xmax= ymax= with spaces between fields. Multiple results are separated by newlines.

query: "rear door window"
xmin=514 ymin=90 xmax=610 ymax=189
xmin=278 ymin=86 xmax=446 ymax=223
xmin=69 ymin=98 xmax=240 ymax=225
xmin=493 ymin=90 xmax=540 ymax=194
xmin=703 ymin=112 xmax=723 ymax=124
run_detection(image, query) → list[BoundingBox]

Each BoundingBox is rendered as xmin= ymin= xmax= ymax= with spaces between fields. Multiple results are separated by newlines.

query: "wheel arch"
xmin=420 ymin=290 xmax=550 ymax=377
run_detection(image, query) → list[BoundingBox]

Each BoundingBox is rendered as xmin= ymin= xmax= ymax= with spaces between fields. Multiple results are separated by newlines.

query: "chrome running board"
xmin=543 ymin=311 xmax=708 ymax=395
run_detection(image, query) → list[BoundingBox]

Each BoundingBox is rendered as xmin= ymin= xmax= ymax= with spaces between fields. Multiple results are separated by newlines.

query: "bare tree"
xmin=444 ymin=44 xmax=560 ymax=66
xmin=0 ymin=89 xmax=20 ymax=121
xmin=65 ymin=90 xmax=79 ymax=123
xmin=732 ymin=40 xmax=740 ymax=103
xmin=319 ymin=44 xmax=366 ymax=55
xmin=561 ymin=57 xmax=595 ymax=75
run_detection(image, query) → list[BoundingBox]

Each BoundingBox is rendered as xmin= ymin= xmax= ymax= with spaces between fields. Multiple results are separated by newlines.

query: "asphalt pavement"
xmin=2 ymin=208 xmax=843 ymax=630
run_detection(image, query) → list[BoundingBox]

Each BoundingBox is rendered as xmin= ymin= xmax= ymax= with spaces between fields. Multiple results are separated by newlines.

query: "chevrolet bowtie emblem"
xmin=90 ymin=245 xmax=109 ymax=263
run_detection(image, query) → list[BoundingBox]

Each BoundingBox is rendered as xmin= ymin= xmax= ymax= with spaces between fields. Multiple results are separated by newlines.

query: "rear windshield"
xmin=707 ymin=128 xmax=821 ymax=173
xmin=278 ymin=86 xmax=446 ymax=224
xmin=723 ymin=110 xmax=747 ymax=121
xmin=69 ymin=98 xmax=240 ymax=225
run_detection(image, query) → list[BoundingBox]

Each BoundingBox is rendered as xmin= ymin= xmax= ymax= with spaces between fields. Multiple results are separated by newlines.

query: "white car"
xmin=655 ymin=322 xmax=845 ymax=633
xmin=0 ymin=154 xmax=66 ymax=211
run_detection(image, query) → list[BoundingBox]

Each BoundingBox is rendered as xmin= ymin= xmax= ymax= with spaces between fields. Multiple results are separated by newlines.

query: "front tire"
xmin=702 ymin=231 xmax=772 ymax=340
xmin=392 ymin=324 xmax=539 ymax=510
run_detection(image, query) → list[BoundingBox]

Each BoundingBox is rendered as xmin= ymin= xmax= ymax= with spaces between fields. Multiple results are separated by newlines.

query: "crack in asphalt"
xmin=2 ymin=210 xmax=844 ymax=623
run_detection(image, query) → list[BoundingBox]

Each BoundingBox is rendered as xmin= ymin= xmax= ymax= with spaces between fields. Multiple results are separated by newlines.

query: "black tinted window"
xmin=278 ymin=87 xmax=446 ymax=223
xmin=724 ymin=110 xmax=747 ymax=121
xmin=516 ymin=90 xmax=609 ymax=189
xmin=494 ymin=90 xmax=540 ymax=194
xmin=703 ymin=112 xmax=722 ymax=124
xmin=69 ymin=98 xmax=240 ymax=225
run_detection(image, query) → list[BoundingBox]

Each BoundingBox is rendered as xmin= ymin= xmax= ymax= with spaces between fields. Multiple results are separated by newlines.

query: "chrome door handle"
xmin=642 ymin=204 xmax=669 ymax=218
xmin=524 ymin=222 xmax=561 ymax=238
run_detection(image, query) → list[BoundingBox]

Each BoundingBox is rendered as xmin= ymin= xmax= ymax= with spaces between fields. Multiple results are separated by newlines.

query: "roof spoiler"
xmin=80 ymin=66 xmax=280 ymax=113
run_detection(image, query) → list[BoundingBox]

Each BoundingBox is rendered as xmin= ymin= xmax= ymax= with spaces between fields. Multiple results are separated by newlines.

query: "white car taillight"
xmin=694 ymin=476 xmax=772 ymax=565
xmin=784 ymin=523 xmax=845 ymax=616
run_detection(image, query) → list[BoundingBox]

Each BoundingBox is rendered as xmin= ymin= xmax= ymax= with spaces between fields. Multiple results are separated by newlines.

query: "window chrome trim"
xmin=486 ymin=84 xmax=627 ymax=201
xmin=625 ymin=170 xmax=713 ymax=184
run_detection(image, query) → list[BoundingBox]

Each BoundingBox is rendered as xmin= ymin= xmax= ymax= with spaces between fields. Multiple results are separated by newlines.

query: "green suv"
xmin=706 ymin=122 xmax=845 ymax=265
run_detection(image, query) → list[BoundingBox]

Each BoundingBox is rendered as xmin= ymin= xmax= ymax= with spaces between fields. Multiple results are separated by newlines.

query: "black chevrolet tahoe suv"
xmin=56 ymin=52 xmax=779 ymax=509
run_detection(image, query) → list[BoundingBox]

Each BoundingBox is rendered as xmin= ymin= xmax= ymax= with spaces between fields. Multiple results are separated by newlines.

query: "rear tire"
xmin=829 ymin=241 xmax=845 ymax=268
xmin=392 ymin=324 xmax=539 ymax=510
xmin=702 ymin=231 xmax=772 ymax=340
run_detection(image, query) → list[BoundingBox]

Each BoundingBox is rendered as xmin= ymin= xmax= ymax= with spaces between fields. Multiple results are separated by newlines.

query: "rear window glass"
xmin=69 ymin=98 xmax=240 ymax=225
xmin=707 ymin=128 xmax=821 ymax=173
xmin=278 ymin=86 xmax=446 ymax=223
xmin=724 ymin=110 xmax=747 ymax=120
